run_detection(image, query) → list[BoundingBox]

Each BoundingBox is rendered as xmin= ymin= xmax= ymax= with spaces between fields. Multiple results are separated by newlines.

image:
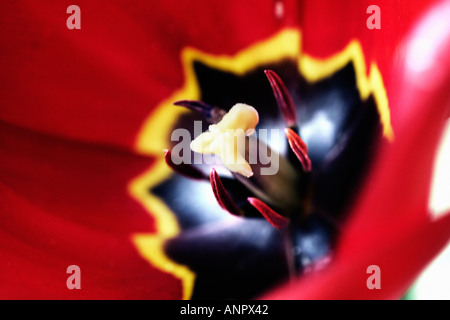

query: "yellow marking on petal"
xmin=127 ymin=159 xmax=195 ymax=300
xmin=299 ymin=40 xmax=394 ymax=141
xmin=190 ymin=103 xmax=258 ymax=177
xmin=133 ymin=234 xmax=195 ymax=300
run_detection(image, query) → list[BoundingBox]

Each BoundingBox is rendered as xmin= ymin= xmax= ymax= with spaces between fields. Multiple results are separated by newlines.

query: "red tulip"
xmin=0 ymin=0 xmax=448 ymax=300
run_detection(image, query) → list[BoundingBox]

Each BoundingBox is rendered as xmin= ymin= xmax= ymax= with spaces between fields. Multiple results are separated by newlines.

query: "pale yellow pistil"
xmin=190 ymin=103 xmax=259 ymax=178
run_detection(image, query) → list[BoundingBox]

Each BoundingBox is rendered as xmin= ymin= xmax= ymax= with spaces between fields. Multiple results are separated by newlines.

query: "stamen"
xmin=247 ymin=197 xmax=289 ymax=229
xmin=264 ymin=69 xmax=297 ymax=127
xmin=174 ymin=100 xmax=226 ymax=123
xmin=210 ymin=168 xmax=242 ymax=216
xmin=163 ymin=149 xmax=206 ymax=180
xmin=284 ymin=128 xmax=312 ymax=172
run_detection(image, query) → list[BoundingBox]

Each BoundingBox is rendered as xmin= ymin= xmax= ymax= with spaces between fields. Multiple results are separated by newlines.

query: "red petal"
xmin=0 ymin=1 xmax=288 ymax=148
xmin=0 ymin=122 xmax=181 ymax=298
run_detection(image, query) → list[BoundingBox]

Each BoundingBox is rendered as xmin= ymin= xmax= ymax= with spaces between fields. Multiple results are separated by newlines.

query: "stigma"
xmin=190 ymin=103 xmax=259 ymax=178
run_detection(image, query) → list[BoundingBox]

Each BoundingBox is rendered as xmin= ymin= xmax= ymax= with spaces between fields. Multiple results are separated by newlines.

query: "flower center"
xmin=157 ymin=57 xmax=386 ymax=299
